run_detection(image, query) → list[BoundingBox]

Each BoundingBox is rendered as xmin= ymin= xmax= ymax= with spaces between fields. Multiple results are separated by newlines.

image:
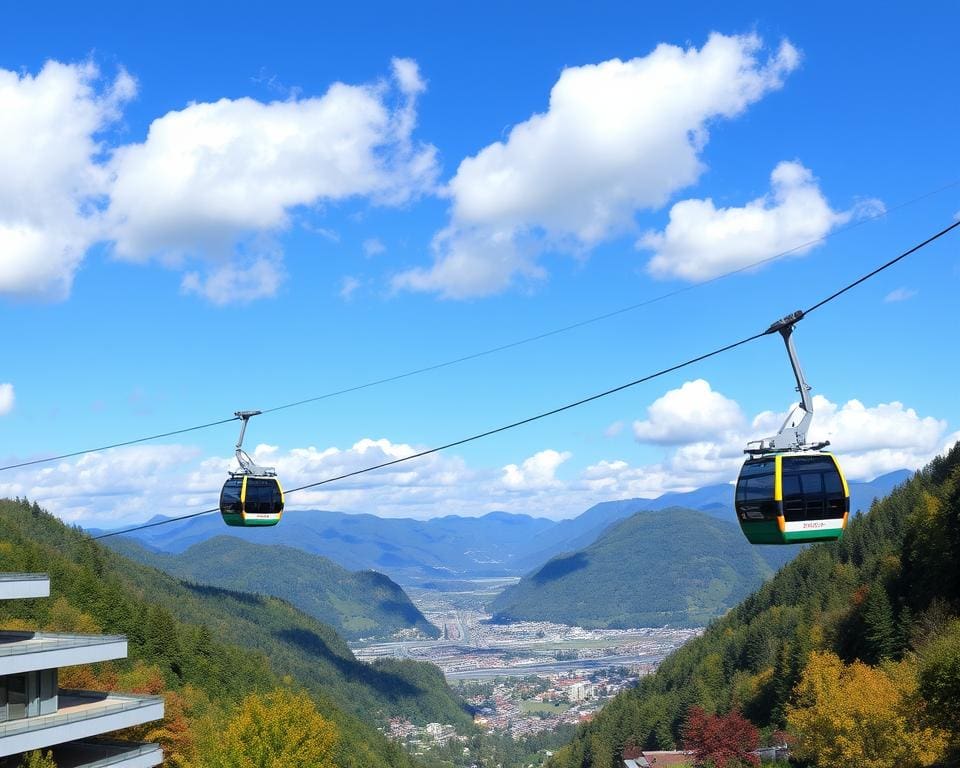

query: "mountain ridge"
xmin=108 ymin=534 xmax=441 ymax=641
xmin=491 ymin=507 xmax=788 ymax=628
xmin=95 ymin=470 xmax=911 ymax=584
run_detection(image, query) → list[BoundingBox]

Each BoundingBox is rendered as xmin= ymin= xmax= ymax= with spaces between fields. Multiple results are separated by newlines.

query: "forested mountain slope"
xmin=0 ymin=499 xmax=472 ymax=767
xmin=548 ymin=450 xmax=960 ymax=768
xmin=492 ymin=508 xmax=783 ymax=628
xmin=110 ymin=535 xmax=439 ymax=640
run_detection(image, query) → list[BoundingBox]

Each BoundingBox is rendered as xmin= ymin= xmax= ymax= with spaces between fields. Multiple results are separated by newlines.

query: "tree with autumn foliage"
xmin=682 ymin=707 xmax=759 ymax=768
xmin=17 ymin=751 xmax=56 ymax=768
xmin=207 ymin=687 xmax=338 ymax=768
xmin=786 ymin=651 xmax=948 ymax=768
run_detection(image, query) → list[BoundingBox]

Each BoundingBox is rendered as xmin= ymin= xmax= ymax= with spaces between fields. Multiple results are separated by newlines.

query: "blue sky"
xmin=1 ymin=2 xmax=958 ymax=525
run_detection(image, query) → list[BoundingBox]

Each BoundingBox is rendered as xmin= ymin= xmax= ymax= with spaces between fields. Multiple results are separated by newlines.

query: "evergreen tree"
xmin=862 ymin=585 xmax=897 ymax=664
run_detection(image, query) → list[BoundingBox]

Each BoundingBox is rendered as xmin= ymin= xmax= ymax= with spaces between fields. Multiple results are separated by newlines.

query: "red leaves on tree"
xmin=682 ymin=706 xmax=759 ymax=768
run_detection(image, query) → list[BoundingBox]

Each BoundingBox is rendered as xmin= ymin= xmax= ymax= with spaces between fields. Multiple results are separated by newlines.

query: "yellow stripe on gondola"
xmin=774 ymin=455 xmax=783 ymax=501
xmin=834 ymin=454 xmax=850 ymax=497
xmin=240 ymin=476 xmax=248 ymax=520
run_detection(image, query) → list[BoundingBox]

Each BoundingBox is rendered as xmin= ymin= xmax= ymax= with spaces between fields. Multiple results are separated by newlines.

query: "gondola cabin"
xmin=735 ymin=452 xmax=849 ymax=544
xmin=219 ymin=475 xmax=284 ymax=527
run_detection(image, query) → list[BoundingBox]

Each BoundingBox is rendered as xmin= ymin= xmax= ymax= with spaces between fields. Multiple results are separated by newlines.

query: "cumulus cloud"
xmin=643 ymin=161 xmax=854 ymax=281
xmin=0 ymin=61 xmax=135 ymax=300
xmin=106 ymin=58 xmax=437 ymax=298
xmin=633 ymin=379 xmax=744 ymax=444
xmin=0 ymin=445 xmax=202 ymax=524
xmin=0 ymin=383 xmax=14 ymax=415
xmin=884 ymin=287 xmax=917 ymax=303
xmin=582 ymin=394 xmax=953 ymax=501
xmin=502 ymin=449 xmax=572 ymax=490
xmin=5 ymin=392 xmax=957 ymax=527
xmin=812 ymin=400 xmax=940 ymax=480
xmin=394 ymin=32 xmax=799 ymax=298
xmin=698 ymin=390 xmax=948 ymax=482
xmin=0 ymin=57 xmax=436 ymax=304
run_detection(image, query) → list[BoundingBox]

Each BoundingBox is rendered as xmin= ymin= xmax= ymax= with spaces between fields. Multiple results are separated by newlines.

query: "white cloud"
xmin=604 ymin=421 xmax=624 ymax=438
xmin=363 ymin=237 xmax=386 ymax=257
xmin=0 ymin=445 xmax=202 ymax=524
xmin=106 ymin=61 xmax=437 ymax=299
xmin=394 ymin=32 xmax=799 ymax=298
xmin=391 ymin=57 xmax=426 ymax=97
xmin=393 ymin=224 xmax=544 ymax=298
xmin=5 ymin=391 xmax=951 ymax=527
xmin=884 ymin=287 xmax=918 ymax=303
xmin=181 ymin=251 xmax=285 ymax=304
xmin=0 ymin=383 xmax=14 ymax=415
xmin=339 ymin=275 xmax=361 ymax=300
xmin=807 ymin=396 xmax=945 ymax=455
xmin=0 ymin=61 xmax=135 ymax=300
xmin=633 ymin=379 xmax=744 ymax=445
xmin=0 ymin=58 xmax=437 ymax=305
xmin=502 ymin=449 xmax=572 ymax=490
xmin=723 ymin=394 xmax=948 ymax=482
xmin=643 ymin=161 xmax=853 ymax=281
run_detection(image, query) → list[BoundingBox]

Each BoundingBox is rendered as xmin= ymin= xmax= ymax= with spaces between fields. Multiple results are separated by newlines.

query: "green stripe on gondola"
xmin=739 ymin=519 xmax=785 ymax=545
xmin=242 ymin=517 xmax=281 ymax=526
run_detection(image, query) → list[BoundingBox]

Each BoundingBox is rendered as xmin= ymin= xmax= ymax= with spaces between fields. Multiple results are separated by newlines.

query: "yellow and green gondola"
xmin=735 ymin=452 xmax=849 ymax=545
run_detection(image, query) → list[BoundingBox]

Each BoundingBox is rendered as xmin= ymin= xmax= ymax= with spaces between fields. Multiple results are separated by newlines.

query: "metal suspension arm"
xmin=746 ymin=311 xmax=827 ymax=454
xmin=769 ymin=311 xmax=814 ymax=415
xmin=232 ymin=410 xmax=276 ymax=476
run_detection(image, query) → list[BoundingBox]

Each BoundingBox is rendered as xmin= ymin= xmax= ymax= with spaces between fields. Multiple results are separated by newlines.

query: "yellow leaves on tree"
xmin=42 ymin=597 xmax=102 ymax=633
xmin=786 ymin=651 xmax=948 ymax=768
xmin=17 ymin=751 xmax=57 ymax=768
xmin=110 ymin=665 xmax=209 ymax=768
xmin=208 ymin=688 xmax=338 ymax=768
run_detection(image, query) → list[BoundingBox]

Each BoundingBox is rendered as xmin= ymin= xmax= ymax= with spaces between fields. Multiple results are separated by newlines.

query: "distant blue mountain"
xmin=93 ymin=470 xmax=912 ymax=584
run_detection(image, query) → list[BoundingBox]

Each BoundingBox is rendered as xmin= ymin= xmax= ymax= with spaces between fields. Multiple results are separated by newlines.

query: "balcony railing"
xmin=0 ymin=632 xmax=127 ymax=657
xmin=0 ymin=574 xmax=49 ymax=583
xmin=0 ymin=691 xmax=163 ymax=740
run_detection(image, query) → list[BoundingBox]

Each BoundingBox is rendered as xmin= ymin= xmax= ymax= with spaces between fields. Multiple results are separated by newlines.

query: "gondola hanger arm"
xmin=233 ymin=410 xmax=277 ymax=477
xmin=747 ymin=311 xmax=828 ymax=455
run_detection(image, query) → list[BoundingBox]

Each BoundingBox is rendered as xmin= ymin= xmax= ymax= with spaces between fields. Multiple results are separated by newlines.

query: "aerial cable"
xmin=0 ymin=417 xmax=242 ymax=473
xmin=93 ymin=332 xmax=766 ymax=541
xmin=91 ymin=217 xmax=960 ymax=541
xmin=259 ymin=177 xmax=960 ymax=416
xmin=7 ymin=180 xmax=958 ymax=476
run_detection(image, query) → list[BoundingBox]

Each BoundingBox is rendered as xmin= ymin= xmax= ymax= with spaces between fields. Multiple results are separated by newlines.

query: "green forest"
xmin=492 ymin=508 xmax=791 ymax=628
xmin=110 ymin=534 xmax=440 ymax=640
xmin=0 ymin=499 xmax=470 ymax=768
xmin=547 ymin=444 xmax=960 ymax=768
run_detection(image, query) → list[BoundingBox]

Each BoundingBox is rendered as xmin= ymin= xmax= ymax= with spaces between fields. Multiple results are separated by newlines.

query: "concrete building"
xmin=567 ymin=681 xmax=594 ymax=702
xmin=0 ymin=573 xmax=164 ymax=767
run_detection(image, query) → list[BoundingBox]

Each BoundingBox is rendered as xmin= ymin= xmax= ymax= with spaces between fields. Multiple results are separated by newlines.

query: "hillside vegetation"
xmin=492 ymin=508 xmax=789 ymax=627
xmin=110 ymin=535 xmax=439 ymax=640
xmin=0 ymin=499 xmax=473 ymax=767
xmin=548 ymin=447 xmax=960 ymax=768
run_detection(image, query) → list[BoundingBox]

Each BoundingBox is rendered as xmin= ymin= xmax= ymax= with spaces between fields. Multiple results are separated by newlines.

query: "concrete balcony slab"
xmin=0 ymin=633 xmax=128 ymax=674
xmin=0 ymin=575 xmax=50 ymax=601
xmin=0 ymin=739 xmax=162 ymax=768
xmin=0 ymin=690 xmax=164 ymax=758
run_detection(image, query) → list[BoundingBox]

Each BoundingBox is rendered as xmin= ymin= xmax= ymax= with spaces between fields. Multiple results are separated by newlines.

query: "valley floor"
xmin=353 ymin=585 xmax=700 ymax=743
